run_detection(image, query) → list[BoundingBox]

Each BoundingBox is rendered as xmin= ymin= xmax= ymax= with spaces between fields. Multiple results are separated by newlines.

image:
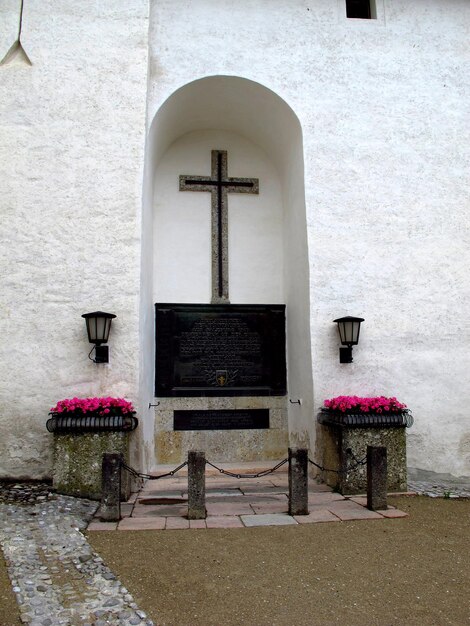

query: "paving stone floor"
xmin=89 ymin=465 xmax=412 ymax=531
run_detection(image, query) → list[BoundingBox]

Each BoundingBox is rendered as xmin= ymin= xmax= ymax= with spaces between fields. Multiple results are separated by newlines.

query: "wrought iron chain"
xmin=308 ymin=454 xmax=367 ymax=475
xmin=347 ymin=449 xmax=367 ymax=467
xmin=121 ymin=461 xmax=188 ymax=480
xmin=205 ymin=458 xmax=288 ymax=478
xmin=122 ymin=454 xmax=365 ymax=481
xmin=122 ymin=458 xmax=288 ymax=481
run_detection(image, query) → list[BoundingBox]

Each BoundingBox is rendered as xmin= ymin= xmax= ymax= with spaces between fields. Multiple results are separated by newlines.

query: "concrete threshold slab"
xmin=241 ymin=514 xmax=298 ymax=527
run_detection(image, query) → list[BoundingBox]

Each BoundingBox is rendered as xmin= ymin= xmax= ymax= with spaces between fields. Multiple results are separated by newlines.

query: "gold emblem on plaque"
xmin=216 ymin=370 xmax=228 ymax=386
xmin=205 ymin=368 xmax=238 ymax=387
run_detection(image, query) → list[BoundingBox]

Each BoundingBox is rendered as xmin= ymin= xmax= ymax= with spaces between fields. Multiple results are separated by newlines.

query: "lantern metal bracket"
xmin=88 ymin=345 xmax=109 ymax=364
xmin=339 ymin=346 xmax=353 ymax=363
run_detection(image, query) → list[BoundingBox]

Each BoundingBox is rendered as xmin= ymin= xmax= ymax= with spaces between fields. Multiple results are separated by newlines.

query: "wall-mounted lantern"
xmin=333 ymin=316 xmax=364 ymax=363
xmin=81 ymin=311 xmax=116 ymax=363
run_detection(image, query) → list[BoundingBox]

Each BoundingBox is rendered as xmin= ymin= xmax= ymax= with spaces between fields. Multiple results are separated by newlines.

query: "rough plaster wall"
xmin=1 ymin=0 xmax=468 ymax=478
xmin=282 ymin=135 xmax=314 ymax=451
xmin=0 ymin=1 xmax=149 ymax=478
xmin=304 ymin=0 xmax=470 ymax=478
xmin=149 ymin=0 xmax=470 ymax=476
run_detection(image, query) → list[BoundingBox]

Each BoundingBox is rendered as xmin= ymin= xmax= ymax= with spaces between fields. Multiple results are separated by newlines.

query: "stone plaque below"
xmin=174 ymin=409 xmax=270 ymax=431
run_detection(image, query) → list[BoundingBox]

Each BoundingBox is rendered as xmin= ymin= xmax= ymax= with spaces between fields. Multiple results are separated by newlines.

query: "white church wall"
xmin=281 ymin=136 xmax=315 ymax=450
xmin=138 ymin=116 xmax=157 ymax=473
xmin=0 ymin=1 xmax=149 ymax=477
xmin=1 ymin=0 xmax=468 ymax=478
xmin=302 ymin=1 xmax=470 ymax=478
xmin=149 ymin=0 xmax=470 ymax=477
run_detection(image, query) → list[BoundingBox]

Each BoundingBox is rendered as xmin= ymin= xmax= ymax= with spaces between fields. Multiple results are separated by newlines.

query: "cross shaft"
xmin=179 ymin=150 xmax=259 ymax=303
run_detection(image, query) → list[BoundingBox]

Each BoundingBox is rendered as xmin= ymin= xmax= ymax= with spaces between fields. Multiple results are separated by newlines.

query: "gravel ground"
xmin=88 ymin=497 xmax=470 ymax=626
xmin=0 ymin=544 xmax=20 ymax=626
xmin=1 ymin=484 xmax=469 ymax=626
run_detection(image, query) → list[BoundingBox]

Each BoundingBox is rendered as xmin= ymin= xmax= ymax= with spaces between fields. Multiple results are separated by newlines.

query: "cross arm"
xmin=179 ymin=175 xmax=215 ymax=192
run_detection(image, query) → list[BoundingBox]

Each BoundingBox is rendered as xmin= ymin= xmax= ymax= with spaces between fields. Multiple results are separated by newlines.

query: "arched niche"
xmin=139 ymin=76 xmax=314 ymax=469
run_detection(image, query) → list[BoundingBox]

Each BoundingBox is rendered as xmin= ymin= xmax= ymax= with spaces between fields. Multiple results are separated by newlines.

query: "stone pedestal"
xmin=288 ymin=447 xmax=308 ymax=515
xmin=319 ymin=418 xmax=408 ymax=495
xmin=155 ymin=396 xmax=288 ymax=464
xmin=100 ymin=453 xmax=122 ymax=521
xmin=52 ymin=432 xmax=131 ymax=501
xmin=187 ymin=450 xmax=206 ymax=520
xmin=367 ymin=446 xmax=388 ymax=510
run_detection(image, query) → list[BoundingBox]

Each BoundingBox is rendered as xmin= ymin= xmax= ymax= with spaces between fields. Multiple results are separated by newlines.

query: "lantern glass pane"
xmin=352 ymin=321 xmax=360 ymax=343
xmin=86 ymin=317 xmax=97 ymax=342
xmin=86 ymin=315 xmax=112 ymax=343
xmin=96 ymin=316 xmax=107 ymax=342
xmin=337 ymin=323 xmax=345 ymax=344
xmin=335 ymin=316 xmax=363 ymax=346
xmin=337 ymin=320 xmax=361 ymax=345
xmin=83 ymin=312 xmax=115 ymax=345
xmin=103 ymin=317 xmax=112 ymax=342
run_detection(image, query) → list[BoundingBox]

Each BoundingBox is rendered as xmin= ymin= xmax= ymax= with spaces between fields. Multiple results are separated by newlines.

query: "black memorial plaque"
xmin=155 ymin=303 xmax=286 ymax=397
xmin=174 ymin=409 xmax=270 ymax=431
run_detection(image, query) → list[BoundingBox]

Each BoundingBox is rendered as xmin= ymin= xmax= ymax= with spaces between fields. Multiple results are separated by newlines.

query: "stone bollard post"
xmin=288 ymin=447 xmax=309 ymax=515
xmin=188 ymin=450 xmax=206 ymax=520
xmin=100 ymin=453 xmax=122 ymax=521
xmin=367 ymin=446 xmax=388 ymax=511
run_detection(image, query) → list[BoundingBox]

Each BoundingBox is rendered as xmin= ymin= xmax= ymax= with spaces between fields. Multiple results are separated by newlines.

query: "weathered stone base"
xmin=52 ymin=432 xmax=131 ymax=501
xmin=319 ymin=424 xmax=407 ymax=495
xmin=155 ymin=396 xmax=288 ymax=464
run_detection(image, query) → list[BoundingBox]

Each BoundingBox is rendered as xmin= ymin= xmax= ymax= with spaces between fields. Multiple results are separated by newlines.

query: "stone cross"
xmin=180 ymin=150 xmax=259 ymax=303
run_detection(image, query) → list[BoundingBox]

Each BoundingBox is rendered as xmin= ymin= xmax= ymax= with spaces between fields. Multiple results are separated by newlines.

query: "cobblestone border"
xmin=0 ymin=488 xmax=154 ymax=626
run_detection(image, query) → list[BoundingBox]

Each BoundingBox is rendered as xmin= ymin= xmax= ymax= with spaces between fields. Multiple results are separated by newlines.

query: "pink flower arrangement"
xmin=50 ymin=397 xmax=135 ymax=417
xmin=323 ymin=395 xmax=407 ymax=414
